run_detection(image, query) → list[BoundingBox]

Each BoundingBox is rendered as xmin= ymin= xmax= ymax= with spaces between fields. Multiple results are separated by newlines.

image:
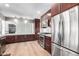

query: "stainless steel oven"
xmin=39 ymin=34 xmax=45 ymax=48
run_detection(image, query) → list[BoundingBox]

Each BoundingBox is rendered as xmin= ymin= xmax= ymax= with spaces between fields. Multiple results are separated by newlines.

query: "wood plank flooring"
xmin=3 ymin=41 xmax=50 ymax=56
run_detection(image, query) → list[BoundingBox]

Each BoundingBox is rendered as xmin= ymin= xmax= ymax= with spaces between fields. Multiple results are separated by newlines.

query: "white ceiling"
xmin=0 ymin=3 xmax=52 ymax=19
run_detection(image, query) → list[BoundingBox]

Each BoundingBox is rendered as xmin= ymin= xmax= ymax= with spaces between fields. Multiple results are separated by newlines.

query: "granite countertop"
xmin=38 ymin=32 xmax=51 ymax=37
xmin=0 ymin=35 xmax=6 ymax=38
xmin=44 ymin=34 xmax=51 ymax=37
xmin=4 ymin=33 xmax=35 ymax=36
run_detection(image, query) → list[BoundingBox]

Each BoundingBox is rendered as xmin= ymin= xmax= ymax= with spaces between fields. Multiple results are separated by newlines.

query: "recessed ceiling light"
xmin=23 ymin=17 xmax=26 ymax=19
xmin=47 ymin=13 xmax=51 ymax=16
xmin=37 ymin=11 xmax=41 ymax=14
xmin=0 ymin=18 xmax=1 ymax=21
xmin=5 ymin=4 xmax=10 ymax=7
xmin=26 ymin=16 xmax=32 ymax=19
xmin=24 ymin=20 xmax=27 ymax=24
xmin=14 ymin=19 xmax=18 ymax=23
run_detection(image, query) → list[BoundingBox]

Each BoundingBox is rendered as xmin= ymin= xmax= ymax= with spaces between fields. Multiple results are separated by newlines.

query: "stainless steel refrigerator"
xmin=51 ymin=6 xmax=79 ymax=56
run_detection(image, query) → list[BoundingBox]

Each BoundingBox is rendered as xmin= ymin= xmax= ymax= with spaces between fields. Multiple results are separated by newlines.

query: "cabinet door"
xmin=44 ymin=36 xmax=51 ymax=54
xmin=6 ymin=36 xmax=15 ymax=43
xmin=61 ymin=3 xmax=78 ymax=12
xmin=61 ymin=47 xmax=78 ymax=56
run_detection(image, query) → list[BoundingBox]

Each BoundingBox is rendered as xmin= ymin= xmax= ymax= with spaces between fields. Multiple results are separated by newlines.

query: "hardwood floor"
xmin=3 ymin=41 xmax=50 ymax=56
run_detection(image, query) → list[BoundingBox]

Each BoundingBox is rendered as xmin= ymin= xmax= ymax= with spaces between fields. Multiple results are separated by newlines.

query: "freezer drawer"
xmin=61 ymin=47 xmax=78 ymax=56
xmin=52 ymin=43 xmax=79 ymax=56
xmin=52 ymin=44 xmax=62 ymax=56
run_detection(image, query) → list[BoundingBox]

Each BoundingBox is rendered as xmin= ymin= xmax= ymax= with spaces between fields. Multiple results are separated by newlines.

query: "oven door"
xmin=39 ymin=35 xmax=45 ymax=48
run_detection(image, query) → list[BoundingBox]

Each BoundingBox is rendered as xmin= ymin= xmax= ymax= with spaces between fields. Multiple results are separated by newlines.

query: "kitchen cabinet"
xmin=60 ymin=3 xmax=78 ymax=12
xmin=5 ymin=34 xmax=36 ymax=44
xmin=6 ymin=36 xmax=15 ymax=43
xmin=51 ymin=4 xmax=60 ymax=17
xmin=44 ymin=36 xmax=51 ymax=54
xmin=0 ymin=37 xmax=6 ymax=55
xmin=41 ymin=9 xmax=51 ymax=28
xmin=35 ymin=19 xmax=40 ymax=34
xmin=35 ymin=19 xmax=40 ymax=40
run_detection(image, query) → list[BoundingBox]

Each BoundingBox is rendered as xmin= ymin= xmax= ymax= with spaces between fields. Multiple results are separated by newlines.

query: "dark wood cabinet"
xmin=6 ymin=36 xmax=15 ymax=43
xmin=51 ymin=3 xmax=79 ymax=17
xmin=44 ymin=36 xmax=51 ymax=54
xmin=41 ymin=9 xmax=51 ymax=27
xmin=35 ymin=19 xmax=40 ymax=34
xmin=51 ymin=4 xmax=60 ymax=17
xmin=5 ymin=34 xmax=36 ymax=44
xmin=60 ymin=3 xmax=78 ymax=12
xmin=35 ymin=19 xmax=40 ymax=40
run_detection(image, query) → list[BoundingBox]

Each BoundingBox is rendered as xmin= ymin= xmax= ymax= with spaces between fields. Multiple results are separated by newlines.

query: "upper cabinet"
xmin=41 ymin=9 xmax=51 ymax=28
xmin=35 ymin=19 xmax=40 ymax=34
xmin=51 ymin=4 xmax=60 ymax=17
xmin=60 ymin=3 xmax=78 ymax=12
xmin=51 ymin=3 xmax=78 ymax=17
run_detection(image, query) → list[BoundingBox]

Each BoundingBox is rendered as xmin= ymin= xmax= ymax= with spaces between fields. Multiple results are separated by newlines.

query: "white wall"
xmin=5 ymin=19 xmax=35 ymax=35
xmin=16 ymin=21 xmax=35 ymax=34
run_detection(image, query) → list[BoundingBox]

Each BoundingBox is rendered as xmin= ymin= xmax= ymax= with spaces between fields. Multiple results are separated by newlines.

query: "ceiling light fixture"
xmin=0 ymin=18 xmax=1 ymax=21
xmin=37 ymin=11 xmax=41 ymax=14
xmin=23 ymin=17 xmax=26 ymax=19
xmin=14 ymin=19 xmax=18 ymax=23
xmin=47 ymin=13 xmax=51 ymax=16
xmin=5 ymin=4 xmax=10 ymax=7
xmin=24 ymin=20 xmax=27 ymax=24
xmin=26 ymin=16 xmax=32 ymax=19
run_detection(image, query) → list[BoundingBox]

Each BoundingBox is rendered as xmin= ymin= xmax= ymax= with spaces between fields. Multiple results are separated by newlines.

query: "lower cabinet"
xmin=44 ymin=36 xmax=51 ymax=54
xmin=5 ymin=34 xmax=36 ymax=44
xmin=5 ymin=36 xmax=15 ymax=44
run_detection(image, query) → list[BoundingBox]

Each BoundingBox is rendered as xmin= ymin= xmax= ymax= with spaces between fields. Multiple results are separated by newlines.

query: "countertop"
xmin=3 ymin=33 xmax=35 ymax=36
xmin=0 ymin=35 xmax=6 ymax=38
xmin=38 ymin=33 xmax=51 ymax=37
xmin=0 ymin=33 xmax=35 ymax=38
